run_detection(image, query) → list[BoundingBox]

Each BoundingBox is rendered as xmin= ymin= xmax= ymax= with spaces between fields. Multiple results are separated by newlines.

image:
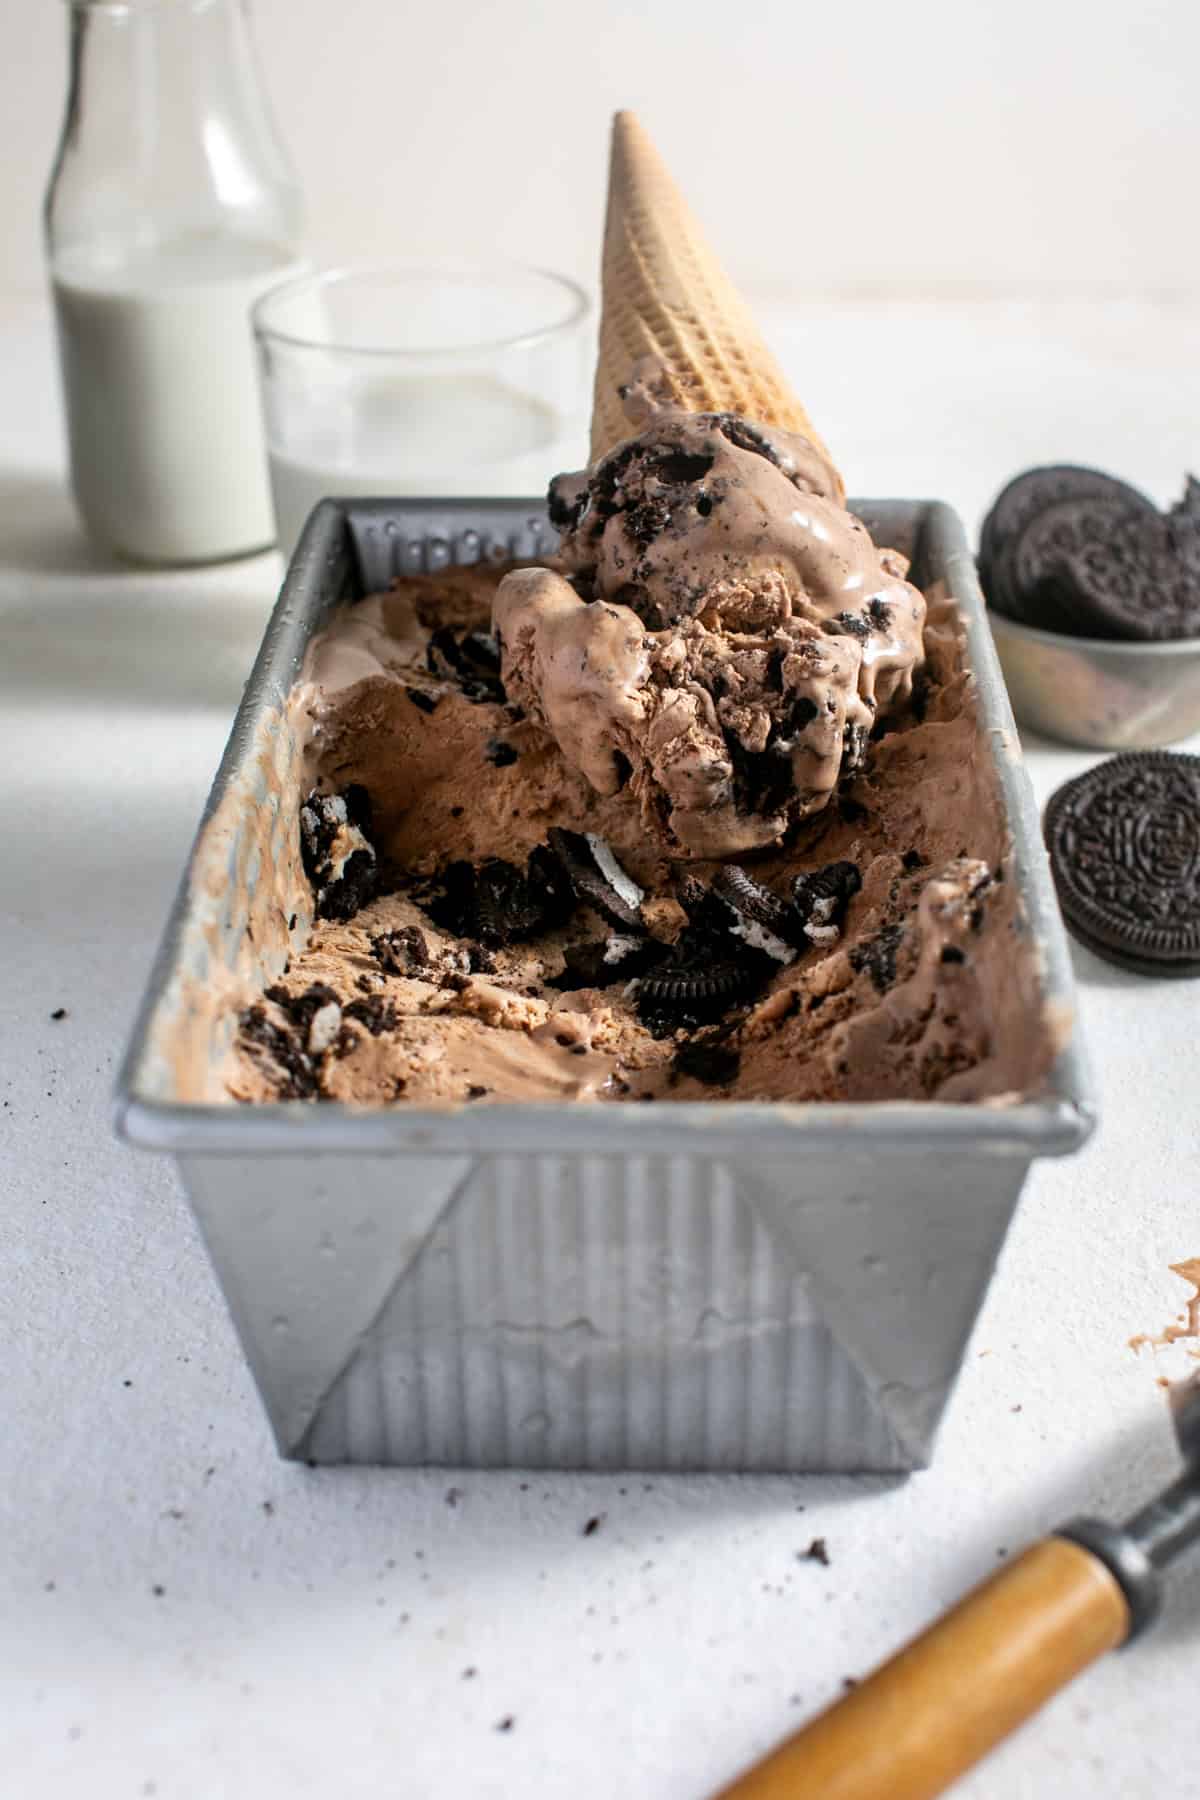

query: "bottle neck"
xmin=46 ymin=0 xmax=302 ymax=270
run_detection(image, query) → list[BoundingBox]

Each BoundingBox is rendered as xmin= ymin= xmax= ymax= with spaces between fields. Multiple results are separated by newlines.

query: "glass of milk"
xmin=252 ymin=263 xmax=592 ymax=558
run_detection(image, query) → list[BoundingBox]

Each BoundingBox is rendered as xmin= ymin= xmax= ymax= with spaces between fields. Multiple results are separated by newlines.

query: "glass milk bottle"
xmin=44 ymin=0 xmax=305 ymax=564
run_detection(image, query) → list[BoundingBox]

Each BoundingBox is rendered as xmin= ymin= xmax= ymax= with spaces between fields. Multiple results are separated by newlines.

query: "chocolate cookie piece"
xmin=1048 ymin=509 xmax=1200 ymax=642
xmin=711 ymin=866 xmax=801 ymax=960
xmin=633 ymin=958 xmax=766 ymax=1037
xmin=547 ymin=829 xmax=645 ymax=930
xmin=623 ymin=857 xmax=865 ymax=1037
xmin=791 ymin=861 xmax=862 ymax=942
xmin=1008 ymin=497 xmax=1142 ymax=636
xmin=264 ymin=980 xmax=342 ymax=1040
xmin=707 ymin=860 xmax=862 ymax=961
xmin=849 ymin=921 xmax=906 ymax=993
xmin=1167 ymin=475 xmax=1200 ymax=551
xmin=426 ymin=849 xmax=573 ymax=947
xmin=426 ymin=627 xmax=507 ymax=704
xmin=627 ymin=894 xmax=756 ymax=1033
xmin=672 ymin=1037 xmax=741 ymax=1086
xmin=299 ymin=788 xmax=378 ymax=922
xmin=1044 ymin=752 xmax=1200 ymax=975
xmin=980 ymin=465 xmax=1155 ymax=621
xmin=549 ymin=933 xmax=667 ymax=992
xmin=237 ymin=1003 xmax=320 ymax=1100
xmin=343 ymin=994 xmax=401 ymax=1036
xmin=371 ymin=926 xmax=430 ymax=977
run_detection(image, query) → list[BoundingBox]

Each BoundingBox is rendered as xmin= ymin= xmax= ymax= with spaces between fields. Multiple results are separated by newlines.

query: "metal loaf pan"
xmin=116 ymin=497 xmax=1096 ymax=1474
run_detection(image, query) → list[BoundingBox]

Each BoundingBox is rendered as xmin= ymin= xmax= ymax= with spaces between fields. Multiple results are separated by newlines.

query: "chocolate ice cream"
xmin=494 ymin=369 xmax=925 ymax=857
xmin=225 ymin=554 xmax=1056 ymax=1110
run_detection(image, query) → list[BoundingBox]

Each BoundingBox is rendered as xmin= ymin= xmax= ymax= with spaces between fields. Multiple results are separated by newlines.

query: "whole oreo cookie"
xmin=1044 ymin=751 xmax=1200 ymax=976
xmin=981 ymin=467 xmax=1155 ymax=624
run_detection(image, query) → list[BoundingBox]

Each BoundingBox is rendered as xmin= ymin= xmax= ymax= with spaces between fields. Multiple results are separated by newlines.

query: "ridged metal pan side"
xmin=114 ymin=500 xmax=354 ymax=1122
xmin=922 ymin=502 xmax=1095 ymax=1125
xmin=176 ymin=1139 xmax=1028 ymax=1472
xmin=344 ymin=498 xmax=561 ymax=593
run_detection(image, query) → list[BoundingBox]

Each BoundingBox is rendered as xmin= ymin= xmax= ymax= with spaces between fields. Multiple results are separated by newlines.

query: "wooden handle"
xmin=711 ymin=1538 xmax=1129 ymax=1800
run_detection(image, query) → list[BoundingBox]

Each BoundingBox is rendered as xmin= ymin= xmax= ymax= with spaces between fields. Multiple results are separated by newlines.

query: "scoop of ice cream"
xmin=494 ymin=373 xmax=926 ymax=857
xmin=496 ymin=568 xmax=875 ymax=856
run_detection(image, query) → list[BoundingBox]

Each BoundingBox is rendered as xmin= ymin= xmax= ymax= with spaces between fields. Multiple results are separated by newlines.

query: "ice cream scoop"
xmin=713 ymin=1372 xmax=1200 ymax=1800
xmin=493 ymin=116 xmax=925 ymax=859
xmin=495 ymin=418 xmax=926 ymax=855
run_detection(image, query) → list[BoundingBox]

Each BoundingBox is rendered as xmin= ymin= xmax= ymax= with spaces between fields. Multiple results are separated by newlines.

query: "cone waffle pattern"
xmin=590 ymin=111 xmax=840 ymax=493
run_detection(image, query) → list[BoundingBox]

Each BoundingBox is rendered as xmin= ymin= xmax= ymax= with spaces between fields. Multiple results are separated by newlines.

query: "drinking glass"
xmin=253 ymin=262 xmax=592 ymax=556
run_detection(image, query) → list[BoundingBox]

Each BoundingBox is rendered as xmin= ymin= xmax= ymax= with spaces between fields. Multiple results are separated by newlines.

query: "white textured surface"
xmin=2 ymin=292 xmax=1200 ymax=1798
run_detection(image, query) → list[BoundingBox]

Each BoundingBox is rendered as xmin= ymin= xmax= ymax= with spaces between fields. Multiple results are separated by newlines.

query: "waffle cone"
xmin=589 ymin=112 xmax=841 ymax=494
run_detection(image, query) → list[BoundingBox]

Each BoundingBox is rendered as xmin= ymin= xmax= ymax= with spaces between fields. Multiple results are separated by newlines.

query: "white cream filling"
xmin=586 ymin=835 xmax=644 ymax=913
xmin=729 ymin=916 xmax=796 ymax=965
xmin=324 ymin=820 xmax=375 ymax=887
xmin=806 ymin=923 xmax=841 ymax=945
xmin=604 ymin=934 xmax=643 ymax=965
xmin=307 ymin=1001 xmax=343 ymax=1055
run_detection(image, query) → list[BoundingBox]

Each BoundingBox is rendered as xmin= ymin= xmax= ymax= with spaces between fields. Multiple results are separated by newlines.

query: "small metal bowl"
xmin=987 ymin=608 xmax=1200 ymax=749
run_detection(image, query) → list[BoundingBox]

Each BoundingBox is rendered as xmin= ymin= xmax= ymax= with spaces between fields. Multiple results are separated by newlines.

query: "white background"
xmin=4 ymin=3 xmax=1200 ymax=1798
xmin=6 ymin=0 xmax=1200 ymax=301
